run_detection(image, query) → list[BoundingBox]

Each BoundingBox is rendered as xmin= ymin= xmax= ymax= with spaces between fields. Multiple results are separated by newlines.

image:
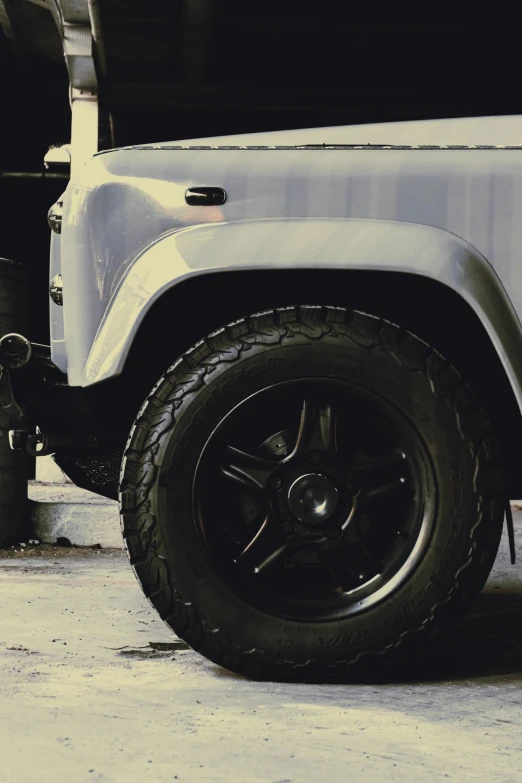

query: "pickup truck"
xmin=1 ymin=114 xmax=521 ymax=680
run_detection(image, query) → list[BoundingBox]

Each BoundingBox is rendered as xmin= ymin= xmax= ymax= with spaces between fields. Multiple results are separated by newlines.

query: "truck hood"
xmin=146 ymin=115 xmax=522 ymax=148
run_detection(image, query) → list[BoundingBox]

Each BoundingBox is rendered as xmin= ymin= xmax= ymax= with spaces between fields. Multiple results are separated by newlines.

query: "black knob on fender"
xmin=185 ymin=187 xmax=227 ymax=206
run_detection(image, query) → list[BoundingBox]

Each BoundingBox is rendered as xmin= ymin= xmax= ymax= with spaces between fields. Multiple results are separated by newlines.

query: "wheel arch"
xmin=82 ymin=219 xmax=522 ymax=397
xmin=77 ymin=218 xmax=522 ymax=495
xmin=93 ymin=265 xmax=522 ymax=495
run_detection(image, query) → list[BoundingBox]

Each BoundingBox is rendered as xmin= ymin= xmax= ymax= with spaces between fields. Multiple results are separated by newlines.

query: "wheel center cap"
xmin=287 ymin=473 xmax=338 ymax=524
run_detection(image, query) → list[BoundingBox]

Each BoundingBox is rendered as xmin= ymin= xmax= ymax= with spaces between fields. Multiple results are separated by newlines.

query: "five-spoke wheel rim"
xmin=193 ymin=379 xmax=436 ymax=622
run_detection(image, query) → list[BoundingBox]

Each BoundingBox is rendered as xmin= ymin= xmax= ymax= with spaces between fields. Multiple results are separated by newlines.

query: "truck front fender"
xmin=81 ymin=218 xmax=522 ymax=413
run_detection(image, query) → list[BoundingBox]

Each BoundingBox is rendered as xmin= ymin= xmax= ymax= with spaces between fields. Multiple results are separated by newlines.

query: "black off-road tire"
xmin=120 ymin=307 xmax=504 ymax=680
xmin=0 ymin=259 xmax=29 ymax=549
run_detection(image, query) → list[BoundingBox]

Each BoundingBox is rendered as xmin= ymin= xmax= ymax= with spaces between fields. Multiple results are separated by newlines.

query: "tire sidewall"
xmin=146 ymin=329 xmax=476 ymax=662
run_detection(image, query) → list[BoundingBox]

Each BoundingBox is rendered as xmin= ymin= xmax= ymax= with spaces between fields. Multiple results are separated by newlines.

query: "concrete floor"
xmin=2 ymin=525 xmax=522 ymax=783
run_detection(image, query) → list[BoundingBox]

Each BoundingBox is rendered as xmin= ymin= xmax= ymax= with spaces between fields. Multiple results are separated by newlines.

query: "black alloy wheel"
xmin=194 ymin=380 xmax=434 ymax=622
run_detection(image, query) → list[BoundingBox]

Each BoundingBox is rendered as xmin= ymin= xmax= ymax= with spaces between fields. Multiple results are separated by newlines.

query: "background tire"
xmin=0 ymin=258 xmax=29 ymax=549
xmin=120 ymin=306 xmax=504 ymax=681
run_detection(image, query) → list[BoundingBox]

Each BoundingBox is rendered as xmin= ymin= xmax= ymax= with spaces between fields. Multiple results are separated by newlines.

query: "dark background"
xmin=0 ymin=7 xmax=520 ymax=342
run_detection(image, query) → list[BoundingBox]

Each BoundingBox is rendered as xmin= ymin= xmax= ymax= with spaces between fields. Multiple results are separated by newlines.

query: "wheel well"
xmin=92 ymin=268 xmax=522 ymax=496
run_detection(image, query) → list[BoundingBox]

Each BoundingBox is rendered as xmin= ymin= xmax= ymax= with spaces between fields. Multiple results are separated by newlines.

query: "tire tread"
xmin=120 ymin=306 xmax=505 ymax=679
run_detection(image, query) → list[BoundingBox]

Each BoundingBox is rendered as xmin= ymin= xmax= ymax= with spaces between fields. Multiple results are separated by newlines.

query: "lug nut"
xmin=280 ymin=520 xmax=294 ymax=537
